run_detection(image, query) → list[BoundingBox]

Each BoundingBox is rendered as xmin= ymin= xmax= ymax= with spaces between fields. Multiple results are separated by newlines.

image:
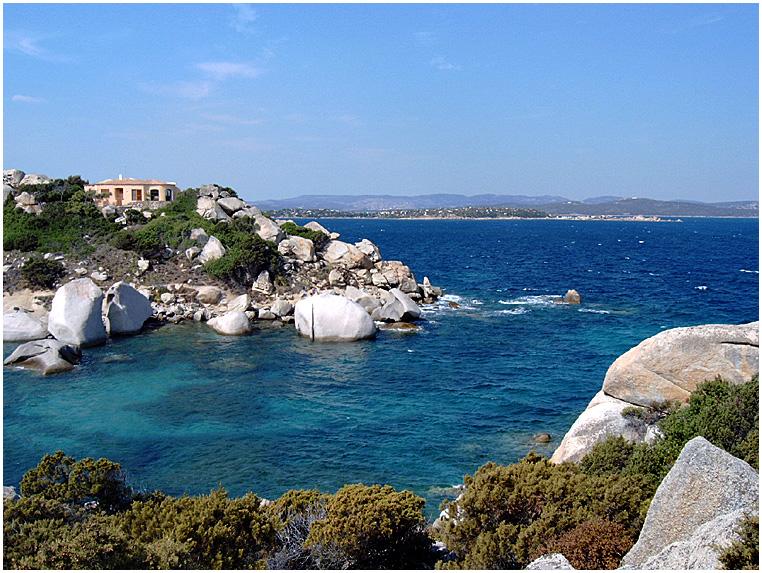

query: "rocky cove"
xmin=2 ymin=171 xmax=759 ymax=570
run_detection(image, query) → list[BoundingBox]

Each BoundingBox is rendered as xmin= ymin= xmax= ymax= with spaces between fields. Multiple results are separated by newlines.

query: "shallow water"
xmin=3 ymin=218 xmax=758 ymax=516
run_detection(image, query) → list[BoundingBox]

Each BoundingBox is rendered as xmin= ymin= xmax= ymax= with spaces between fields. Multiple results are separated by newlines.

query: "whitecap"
xmin=740 ymin=269 xmax=759 ymax=274
xmin=498 ymin=295 xmax=559 ymax=306
xmin=494 ymin=308 xmax=529 ymax=315
xmin=578 ymin=308 xmax=610 ymax=315
xmin=695 ymin=285 xmax=708 ymax=291
xmin=638 ymin=240 xmax=645 ymax=244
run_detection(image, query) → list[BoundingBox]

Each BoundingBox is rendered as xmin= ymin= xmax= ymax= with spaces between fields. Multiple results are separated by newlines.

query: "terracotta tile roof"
xmin=92 ymin=178 xmax=177 ymax=186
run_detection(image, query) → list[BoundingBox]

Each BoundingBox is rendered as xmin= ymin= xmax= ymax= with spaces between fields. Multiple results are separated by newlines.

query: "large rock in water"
xmin=371 ymin=288 xmax=421 ymax=322
xmin=4 ymin=339 xmax=82 ymax=375
xmin=104 ymin=282 xmax=153 ymax=335
xmin=3 ymin=310 xmax=48 ymax=341
xmin=620 ymin=437 xmax=759 ymax=569
xmin=294 ymin=294 xmax=377 ymax=341
xmin=549 ymin=391 xmax=649 ymax=464
xmin=603 ymin=322 xmax=759 ymax=408
xmin=207 ymin=311 xmax=251 ymax=335
xmin=47 ymin=279 xmax=107 ymax=346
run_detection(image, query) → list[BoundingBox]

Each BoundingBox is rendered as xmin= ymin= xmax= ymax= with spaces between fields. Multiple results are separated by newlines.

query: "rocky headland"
xmin=3 ymin=170 xmax=444 ymax=374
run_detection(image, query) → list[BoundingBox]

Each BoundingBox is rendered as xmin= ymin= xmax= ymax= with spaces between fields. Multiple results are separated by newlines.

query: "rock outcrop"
xmin=563 ymin=289 xmax=581 ymax=304
xmin=621 ymin=437 xmax=758 ymax=569
xmin=278 ymin=236 xmax=316 ymax=262
xmin=371 ymin=288 xmax=422 ymax=322
xmin=603 ymin=322 xmax=759 ymax=408
xmin=4 ymin=339 xmax=82 ymax=375
xmin=550 ymin=391 xmax=648 ymax=464
xmin=3 ymin=310 xmax=48 ymax=342
xmin=104 ymin=282 xmax=153 ymax=335
xmin=294 ymin=294 xmax=377 ymax=341
xmin=526 ymin=553 xmax=574 ymax=570
xmin=47 ymin=279 xmax=107 ymax=347
xmin=207 ymin=311 xmax=251 ymax=335
xmin=552 ymin=322 xmax=759 ymax=463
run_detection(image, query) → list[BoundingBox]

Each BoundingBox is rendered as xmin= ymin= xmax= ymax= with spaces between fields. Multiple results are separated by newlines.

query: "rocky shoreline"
xmin=3 ymin=172 xmax=445 ymax=373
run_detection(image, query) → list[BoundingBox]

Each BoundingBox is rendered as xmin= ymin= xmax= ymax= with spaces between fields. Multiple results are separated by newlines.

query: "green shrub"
xmin=280 ymin=221 xmax=330 ymax=249
xmin=204 ymin=220 xmax=282 ymax=286
xmin=435 ymin=454 xmax=653 ymax=569
xmin=306 ymin=483 xmax=434 ymax=569
xmin=20 ymin=451 xmax=133 ymax=513
xmin=719 ymin=514 xmax=759 ymax=570
xmin=119 ymin=488 xmax=276 ymax=569
xmin=20 ymin=256 xmax=65 ymax=289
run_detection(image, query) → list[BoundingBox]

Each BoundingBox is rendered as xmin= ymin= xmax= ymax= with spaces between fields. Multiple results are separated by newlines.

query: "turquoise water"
xmin=3 ymin=218 xmax=758 ymax=515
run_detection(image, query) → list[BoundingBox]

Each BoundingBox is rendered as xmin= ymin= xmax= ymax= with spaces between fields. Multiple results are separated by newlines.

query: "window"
xmin=165 ymin=189 xmax=173 ymax=201
xmin=150 ymin=189 xmax=160 ymax=201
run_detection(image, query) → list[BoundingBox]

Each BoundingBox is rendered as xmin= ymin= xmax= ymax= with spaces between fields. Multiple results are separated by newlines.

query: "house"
xmin=85 ymin=176 xmax=180 ymax=207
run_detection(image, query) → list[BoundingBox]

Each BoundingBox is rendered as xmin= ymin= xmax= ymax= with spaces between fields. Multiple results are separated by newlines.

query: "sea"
xmin=3 ymin=218 xmax=759 ymax=516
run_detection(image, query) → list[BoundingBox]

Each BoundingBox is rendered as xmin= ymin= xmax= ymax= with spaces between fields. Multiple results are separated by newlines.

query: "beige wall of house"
xmin=85 ymin=178 xmax=180 ymax=207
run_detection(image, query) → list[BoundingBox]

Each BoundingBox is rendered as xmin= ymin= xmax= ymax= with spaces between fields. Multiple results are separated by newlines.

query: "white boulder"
xmin=197 ymin=236 xmax=226 ymax=264
xmin=217 ymin=196 xmax=247 ymax=215
xmin=254 ymin=215 xmax=285 ymax=243
xmin=47 ymin=279 xmax=107 ymax=346
xmin=322 ymin=240 xmax=372 ymax=269
xmin=278 ymin=236 xmax=316 ymax=262
xmin=355 ymin=239 xmax=382 ymax=263
xmin=195 ymin=285 xmax=223 ymax=305
xmin=19 ymin=173 xmax=51 ymax=186
xmin=3 ymin=338 xmax=81 ymax=375
xmin=104 ymin=282 xmax=153 ymax=335
xmin=207 ymin=311 xmax=251 ymax=336
xmin=3 ymin=310 xmax=48 ymax=342
xmin=294 ymin=294 xmax=377 ymax=341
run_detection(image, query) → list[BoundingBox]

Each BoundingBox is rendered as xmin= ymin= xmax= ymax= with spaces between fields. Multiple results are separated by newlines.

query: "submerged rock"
xmin=294 ymin=294 xmax=377 ymax=341
xmin=4 ymin=339 xmax=82 ymax=375
xmin=603 ymin=322 xmax=759 ymax=408
xmin=3 ymin=310 xmax=48 ymax=342
xmin=47 ymin=279 xmax=107 ymax=347
xmin=621 ymin=437 xmax=759 ymax=569
xmin=104 ymin=282 xmax=153 ymax=335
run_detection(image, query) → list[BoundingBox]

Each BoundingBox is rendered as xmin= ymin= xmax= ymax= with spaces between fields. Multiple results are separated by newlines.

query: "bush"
xmin=119 ymin=488 xmax=276 ymax=569
xmin=20 ymin=451 xmax=133 ymax=513
xmin=306 ymin=483 xmax=435 ymax=569
xmin=719 ymin=514 xmax=759 ymax=570
xmin=204 ymin=219 xmax=282 ymax=286
xmin=20 ymin=256 xmax=65 ymax=289
xmin=435 ymin=454 xmax=654 ymax=569
xmin=280 ymin=221 xmax=330 ymax=249
xmin=541 ymin=518 xmax=633 ymax=569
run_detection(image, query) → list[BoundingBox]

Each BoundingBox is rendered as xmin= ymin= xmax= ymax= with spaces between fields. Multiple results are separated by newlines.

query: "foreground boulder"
xmin=603 ymin=322 xmax=759 ymax=408
xmin=3 ymin=310 xmax=48 ymax=342
xmin=197 ymin=236 xmax=226 ymax=264
xmin=47 ymin=279 xmax=107 ymax=347
xmin=294 ymin=294 xmax=377 ymax=341
xmin=4 ymin=339 xmax=82 ymax=375
xmin=620 ymin=437 xmax=759 ymax=569
xmin=104 ymin=282 xmax=153 ymax=335
xmin=550 ymin=391 xmax=648 ymax=464
xmin=207 ymin=311 xmax=251 ymax=336
xmin=254 ymin=214 xmax=285 ymax=244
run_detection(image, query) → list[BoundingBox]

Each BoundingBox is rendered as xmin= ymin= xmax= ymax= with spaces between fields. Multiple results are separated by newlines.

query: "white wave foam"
xmin=498 ymin=295 xmax=559 ymax=306
xmin=695 ymin=285 xmax=708 ymax=291
xmin=495 ymin=308 xmax=529 ymax=315
xmin=578 ymin=308 xmax=610 ymax=314
xmin=740 ymin=269 xmax=759 ymax=274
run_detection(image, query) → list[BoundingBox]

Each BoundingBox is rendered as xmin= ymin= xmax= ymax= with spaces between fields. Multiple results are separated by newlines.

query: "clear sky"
xmin=3 ymin=3 xmax=759 ymax=203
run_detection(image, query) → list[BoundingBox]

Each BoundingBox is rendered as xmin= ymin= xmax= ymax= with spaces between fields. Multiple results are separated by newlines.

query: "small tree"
xmin=20 ymin=256 xmax=65 ymax=289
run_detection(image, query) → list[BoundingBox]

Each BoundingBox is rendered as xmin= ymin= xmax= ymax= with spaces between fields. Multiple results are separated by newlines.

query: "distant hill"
xmin=255 ymin=193 xmax=758 ymax=217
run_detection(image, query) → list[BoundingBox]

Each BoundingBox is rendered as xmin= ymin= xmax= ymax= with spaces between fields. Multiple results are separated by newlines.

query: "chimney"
xmin=118 ymin=174 xmax=123 ymax=180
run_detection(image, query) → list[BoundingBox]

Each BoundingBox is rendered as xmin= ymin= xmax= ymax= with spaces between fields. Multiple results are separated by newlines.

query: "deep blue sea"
xmin=3 ymin=218 xmax=759 ymax=516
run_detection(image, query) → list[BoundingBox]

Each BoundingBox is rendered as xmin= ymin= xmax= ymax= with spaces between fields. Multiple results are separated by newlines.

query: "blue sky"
xmin=3 ymin=3 xmax=758 ymax=202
